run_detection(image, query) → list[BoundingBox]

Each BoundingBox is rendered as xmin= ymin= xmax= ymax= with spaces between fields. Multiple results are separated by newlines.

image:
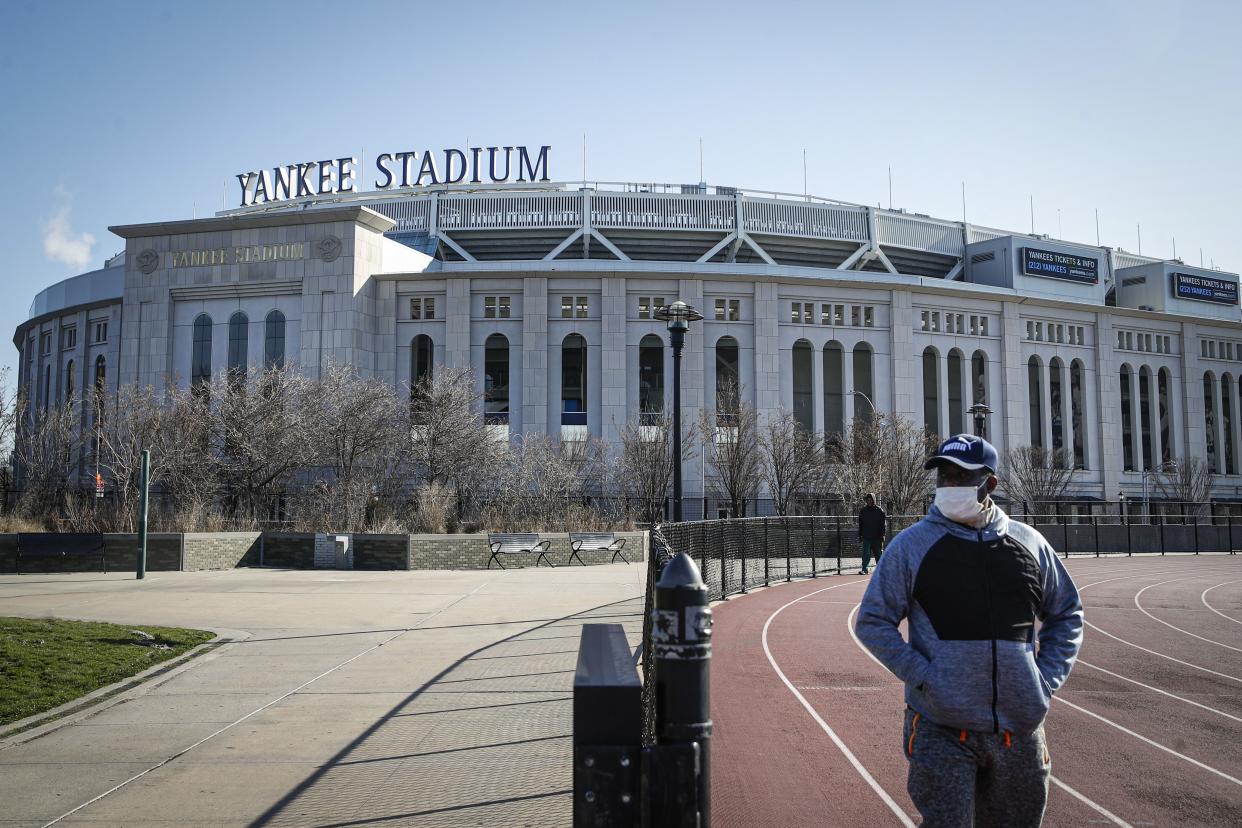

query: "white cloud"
xmin=43 ymin=205 xmax=95 ymax=269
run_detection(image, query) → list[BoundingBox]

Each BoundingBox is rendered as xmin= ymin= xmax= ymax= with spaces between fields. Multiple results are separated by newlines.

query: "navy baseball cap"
xmin=924 ymin=434 xmax=998 ymax=473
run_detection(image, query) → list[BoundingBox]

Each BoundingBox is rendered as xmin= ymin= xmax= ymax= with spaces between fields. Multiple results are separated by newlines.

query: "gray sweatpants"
xmin=902 ymin=708 xmax=1050 ymax=828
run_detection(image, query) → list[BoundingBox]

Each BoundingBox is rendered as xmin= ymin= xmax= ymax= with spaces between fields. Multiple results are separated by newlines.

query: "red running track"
xmin=711 ymin=555 xmax=1242 ymax=827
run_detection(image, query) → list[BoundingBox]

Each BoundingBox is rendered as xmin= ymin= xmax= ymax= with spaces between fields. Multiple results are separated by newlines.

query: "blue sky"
xmin=2 ymin=0 xmax=1238 ymax=367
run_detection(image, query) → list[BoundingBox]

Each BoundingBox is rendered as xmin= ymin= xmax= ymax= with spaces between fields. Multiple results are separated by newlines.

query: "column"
xmin=521 ymin=277 xmax=549 ymax=437
xmin=1232 ymin=376 xmax=1242 ymax=476
xmin=599 ymin=277 xmax=627 ymax=448
xmin=1148 ymin=367 xmax=1164 ymax=471
xmin=1040 ymin=357 xmax=1053 ymax=452
xmin=812 ymin=345 xmax=825 ymax=435
xmin=960 ymin=354 xmax=972 ymax=436
xmin=1059 ymin=360 xmax=1073 ymax=465
xmin=1128 ymin=366 xmax=1142 ymax=472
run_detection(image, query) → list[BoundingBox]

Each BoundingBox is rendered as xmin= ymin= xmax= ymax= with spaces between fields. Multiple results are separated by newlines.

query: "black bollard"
xmin=650 ymin=552 xmax=712 ymax=826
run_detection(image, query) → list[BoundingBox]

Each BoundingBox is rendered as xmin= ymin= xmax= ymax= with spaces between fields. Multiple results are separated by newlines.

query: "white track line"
xmin=1054 ymin=696 xmax=1242 ymax=787
xmin=1135 ymin=579 xmax=1242 ymax=652
xmin=38 ymin=581 xmax=493 ymax=828
xmin=1082 ymin=619 xmax=1242 ymax=684
xmin=1074 ymin=659 xmax=1242 ymax=723
xmin=1203 ymin=580 xmax=1242 ymax=624
xmin=845 ymin=604 xmax=1135 ymax=828
xmin=762 ymin=581 xmax=916 ymax=827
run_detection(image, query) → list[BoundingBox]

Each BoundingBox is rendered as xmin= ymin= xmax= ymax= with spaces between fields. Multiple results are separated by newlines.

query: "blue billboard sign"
xmin=1020 ymin=247 xmax=1099 ymax=284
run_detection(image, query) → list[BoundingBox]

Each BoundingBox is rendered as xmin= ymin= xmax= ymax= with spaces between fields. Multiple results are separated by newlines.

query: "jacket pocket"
xmin=997 ymin=643 xmax=1052 ymax=732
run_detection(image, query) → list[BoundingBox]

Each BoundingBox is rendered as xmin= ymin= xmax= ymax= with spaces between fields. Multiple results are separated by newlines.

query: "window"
xmin=1137 ymin=367 xmax=1153 ymax=470
xmin=921 ymin=311 xmax=931 ymax=332
xmin=790 ymin=302 xmax=812 ymax=324
xmin=265 ymin=310 xmax=286 ymax=369
xmin=61 ymin=327 xmax=76 ymax=350
xmin=979 ymin=317 xmax=989 ymax=337
xmin=561 ymin=296 xmax=588 ymax=319
xmin=714 ymin=298 xmax=740 ymax=321
xmin=834 ymin=304 xmax=844 ymax=326
xmin=40 ymin=332 xmax=51 ymax=354
xmin=484 ymin=296 xmax=512 ymax=319
xmin=563 ymin=296 xmax=573 ymax=319
xmin=638 ymin=297 xmax=663 ymax=320
xmin=228 ymin=312 xmax=248 ymax=377
xmin=411 ymin=297 xmax=436 ymax=320
xmin=1121 ymin=367 xmax=1136 ymax=471
xmin=1070 ymin=360 xmax=1087 ymax=469
xmin=1158 ymin=368 xmax=1171 ymax=465
xmin=970 ymin=315 xmax=980 ymax=336
xmin=863 ymin=306 xmax=875 ymax=328
xmin=850 ymin=306 xmax=861 ymax=327
xmin=1028 ymin=357 xmax=1043 ymax=447
xmin=1221 ymin=375 xmax=1235 ymax=474
xmin=561 ymin=334 xmax=588 ymax=425
xmin=93 ymin=320 xmax=108 ymax=343
xmin=971 ymin=350 xmax=988 ymax=437
xmin=93 ymin=355 xmax=106 ymax=412
xmin=411 ymin=335 xmax=434 ymax=418
xmin=715 ymin=336 xmax=740 ymax=422
xmin=1204 ymin=373 xmax=1218 ymax=472
xmin=638 ymin=334 xmax=664 ymax=423
xmin=791 ymin=302 xmax=801 ymax=324
xmin=954 ymin=314 xmax=965 ymax=335
xmin=822 ymin=304 xmax=833 ymax=326
xmin=853 ymin=343 xmax=874 ymax=426
xmin=803 ymin=302 xmax=813 ymax=324
xmin=1050 ymin=357 xmax=1065 ymax=460
xmin=43 ymin=365 xmax=50 ymax=411
xmin=931 ymin=312 xmax=941 ymax=333
xmin=1120 ymin=331 xmax=1128 ymax=350
xmin=191 ymin=314 xmax=212 ymax=390
xmin=824 ymin=342 xmax=844 ymax=438
xmin=948 ymin=350 xmax=964 ymax=435
xmin=484 ymin=334 xmax=510 ymax=425
xmin=923 ymin=348 xmax=940 ymax=436
xmin=792 ymin=340 xmax=813 ymax=432
xmin=65 ymin=360 xmax=75 ymax=400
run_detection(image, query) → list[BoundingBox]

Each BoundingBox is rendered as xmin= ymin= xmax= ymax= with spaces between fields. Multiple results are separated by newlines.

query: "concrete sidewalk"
xmin=0 ymin=565 xmax=646 ymax=827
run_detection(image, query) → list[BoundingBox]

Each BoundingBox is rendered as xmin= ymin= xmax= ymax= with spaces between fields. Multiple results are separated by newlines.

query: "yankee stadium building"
xmin=13 ymin=145 xmax=1242 ymax=508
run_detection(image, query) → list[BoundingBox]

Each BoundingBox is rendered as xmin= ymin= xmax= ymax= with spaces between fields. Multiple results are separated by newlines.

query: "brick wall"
xmin=353 ymin=534 xmax=407 ymax=569
xmin=1 ymin=533 xmax=180 ymax=574
xmin=261 ymin=533 xmax=316 ymax=568
xmin=408 ymin=531 xmax=647 ymax=570
xmin=183 ymin=532 xmax=261 ymax=571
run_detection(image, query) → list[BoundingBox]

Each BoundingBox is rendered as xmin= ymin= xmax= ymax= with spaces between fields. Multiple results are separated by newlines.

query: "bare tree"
xmin=96 ymin=383 xmax=179 ymax=531
xmin=879 ymin=414 xmax=940 ymax=518
xmin=698 ymin=382 xmax=762 ymax=517
xmin=405 ymin=365 xmax=494 ymax=499
xmin=1154 ymin=457 xmax=1214 ymax=523
xmin=15 ymin=398 xmax=85 ymax=524
xmin=761 ymin=409 xmax=824 ymax=516
xmin=0 ymin=367 xmax=18 ymax=511
xmin=616 ymin=413 xmax=696 ymax=525
xmin=1000 ymin=445 xmax=1074 ymax=516
xmin=300 ymin=362 xmax=406 ymax=531
xmin=827 ymin=416 xmax=886 ymax=514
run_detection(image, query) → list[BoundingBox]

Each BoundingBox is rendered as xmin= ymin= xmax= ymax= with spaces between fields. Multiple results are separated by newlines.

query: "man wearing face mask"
xmin=854 ymin=434 xmax=1083 ymax=828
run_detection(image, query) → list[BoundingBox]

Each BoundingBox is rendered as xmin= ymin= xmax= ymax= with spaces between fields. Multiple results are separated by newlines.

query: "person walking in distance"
xmin=854 ymin=434 xmax=1083 ymax=828
xmin=858 ymin=493 xmax=886 ymax=574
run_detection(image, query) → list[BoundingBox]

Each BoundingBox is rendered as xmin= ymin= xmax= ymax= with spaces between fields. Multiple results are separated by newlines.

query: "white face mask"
xmin=934 ymin=482 xmax=988 ymax=524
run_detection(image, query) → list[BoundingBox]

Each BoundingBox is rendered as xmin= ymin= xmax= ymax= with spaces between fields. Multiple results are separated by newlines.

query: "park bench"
xmin=16 ymin=532 xmax=107 ymax=574
xmin=569 ymin=532 xmax=629 ymax=565
xmin=487 ymin=533 xmax=553 ymax=569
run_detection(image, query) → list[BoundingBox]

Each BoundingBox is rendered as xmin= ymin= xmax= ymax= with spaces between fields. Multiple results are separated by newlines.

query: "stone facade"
xmin=182 ymin=532 xmax=261 ymax=571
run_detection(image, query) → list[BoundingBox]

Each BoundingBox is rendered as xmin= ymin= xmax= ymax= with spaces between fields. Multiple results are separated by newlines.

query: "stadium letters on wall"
xmin=1020 ymin=247 xmax=1099 ymax=284
xmin=1171 ymin=272 xmax=1239 ymax=305
xmin=235 ymin=146 xmax=551 ymax=208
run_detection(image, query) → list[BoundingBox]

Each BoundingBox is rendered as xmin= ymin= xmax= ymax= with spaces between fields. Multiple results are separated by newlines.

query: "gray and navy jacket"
xmin=855 ymin=504 xmax=1083 ymax=735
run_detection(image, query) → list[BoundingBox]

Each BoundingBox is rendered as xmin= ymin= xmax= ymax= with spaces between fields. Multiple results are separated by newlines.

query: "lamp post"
xmin=848 ymin=389 xmax=876 ymax=420
xmin=967 ymin=402 xmax=992 ymax=438
xmin=655 ymin=300 xmax=704 ymax=522
xmin=1143 ymin=460 xmax=1177 ymax=525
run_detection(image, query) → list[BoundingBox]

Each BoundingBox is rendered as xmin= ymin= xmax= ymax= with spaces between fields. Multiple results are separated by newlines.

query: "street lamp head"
xmin=654 ymin=299 xmax=703 ymax=332
xmin=967 ymin=403 xmax=993 ymax=416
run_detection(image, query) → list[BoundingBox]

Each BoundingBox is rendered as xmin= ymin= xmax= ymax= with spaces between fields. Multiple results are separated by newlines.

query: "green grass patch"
xmin=0 ymin=617 xmax=215 ymax=727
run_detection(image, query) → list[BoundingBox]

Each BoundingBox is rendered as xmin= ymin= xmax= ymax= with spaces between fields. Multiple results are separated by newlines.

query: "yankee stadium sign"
xmin=235 ymin=145 xmax=551 ymax=207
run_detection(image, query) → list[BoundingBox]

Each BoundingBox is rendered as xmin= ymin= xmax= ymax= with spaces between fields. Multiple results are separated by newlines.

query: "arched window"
xmin=1204 ymin=372 xmax=1218 ymax=472
xmin=1158 ymin=368 xmax=1171 ymax=465
xmin=65 ymin=360 xmax=75 ymax=401
xmin=411 ymin=335 xmax=434 ymax=391
xmin=227 ymin=312 xmax=248 ymax=376
xmin=853 ymin=342 xmax=874 ymax=426
xmin=43 ymin=364 xmax=50 ymax=411
xmin=1139 ymin=367 xmax=1154 ymax=471
xmin=93 ymin=355 xmax=106 ymax=423
xmin=1027 ymin=356 xmax=1043 ymax=448
xmin=923 ymin=347 xmax=940 ymax=436
xmin=265 ymin=310 xmax=286 ymax=369
xmin=948 ymin=349 xmax=965 ymax=436
xmin=715 ymin=336 xmax=740 ymax=423
xmin=484 ymin=333 xmax=510 ymax=425
xmin=191 ymin=314 xmax=212 ymax=390
xmin=1222 ymin=374 xmax=1235 ymax=474
xmin=1049 ymin=357 xmax=1065 ymax=458
xmin=1120 ymin=365 xmax=1135 ymax=471
xmin=561 ymin=334 xmax=588 ymax=426
xmin=1070 ymin=360 xmax=1087 ymax=469
xmin=823 ymin=342 xmax=844 ymax=437
xmin=971 ymin=351 xmax=988 ymax=438
xmin=792 ymin=339 xmax=813 ymax=432
xmin=638 ymin=334 xmax=664 ymax=424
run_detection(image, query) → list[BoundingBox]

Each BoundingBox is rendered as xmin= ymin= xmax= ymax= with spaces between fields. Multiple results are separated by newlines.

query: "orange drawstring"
xmin=1003 ymin=730 xmax=1013 ymax=748
xmin=959 ymin=730 xmax=968 ymax=743
xmin=907 ymin=713 xmax=921 ymax=756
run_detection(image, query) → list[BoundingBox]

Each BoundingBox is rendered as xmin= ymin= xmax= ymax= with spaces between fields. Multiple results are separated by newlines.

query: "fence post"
xmin=1125 ymin=508 xmax=1132 ymax=557
xmin=740 ymin=521 xmax=748 ymax=594
xmin=835 ymin=519 xmax=843 ymax=574
xmin=763 ymin=519 xmax=770 ymax=588
xmin=1093 ymin=514 xmax=1099 ymax=558
xmin=719 ymin=523 xmax=727 ymax=599
xmin=573 ymin=624 xmax=641 ymax=827
xmin=786 ymin=520 xmax=792 ymax=583
xmin=649 ymin=553 xmax=712 ymax=827
xmin=1194 ymin=505 xmax=1202 ymax=555
xmin=811 ymin=519 xmax=818 ymax=577
xmin=699 ymin=521 xmax=708 ymax=593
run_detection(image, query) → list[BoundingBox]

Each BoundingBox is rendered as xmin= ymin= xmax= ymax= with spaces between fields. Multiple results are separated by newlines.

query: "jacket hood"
xmin=925 ymin=502 xmax=1012 ymax=540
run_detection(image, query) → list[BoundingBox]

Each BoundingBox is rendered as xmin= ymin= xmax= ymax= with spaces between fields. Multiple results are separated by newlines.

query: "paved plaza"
xmin=0 ymin=565 xmax=646 ymax=827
